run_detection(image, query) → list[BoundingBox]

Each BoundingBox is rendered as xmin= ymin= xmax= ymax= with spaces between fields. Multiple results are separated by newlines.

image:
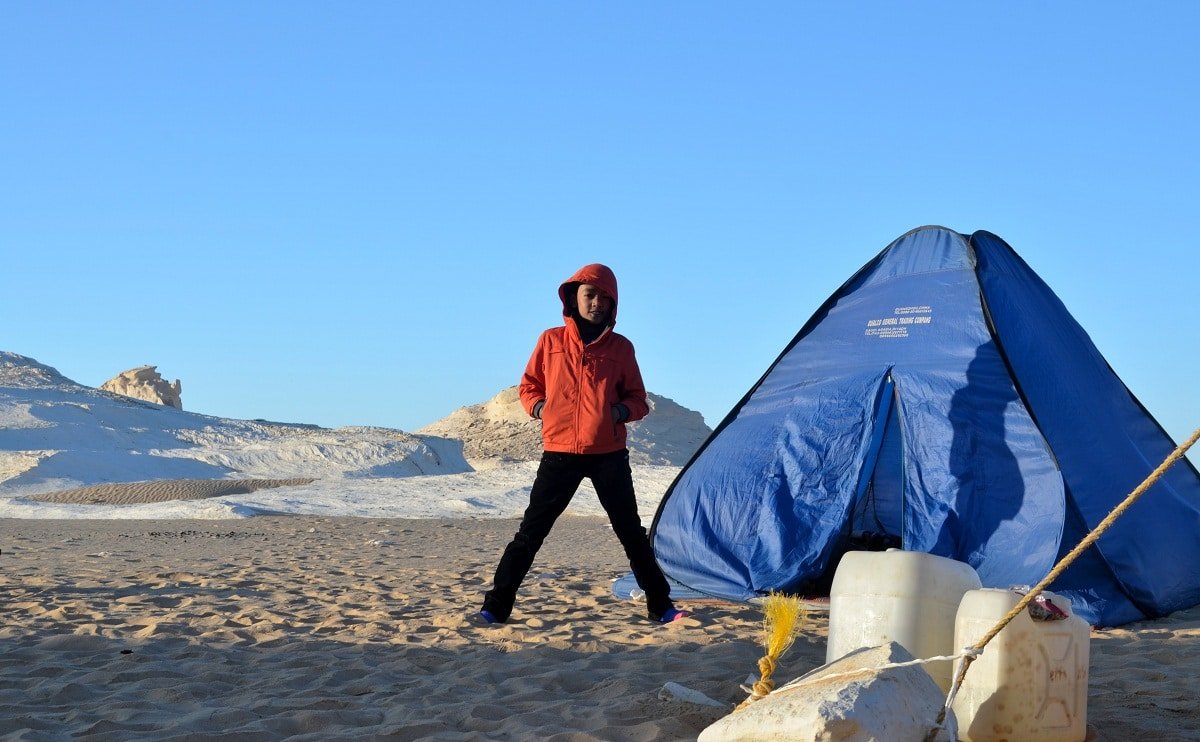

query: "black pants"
xmin=483 ymin=449 xmax=673 ymax=622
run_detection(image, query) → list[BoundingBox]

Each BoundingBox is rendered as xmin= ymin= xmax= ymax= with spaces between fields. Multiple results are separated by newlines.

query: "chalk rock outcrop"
xmin=101 ymin=366 xmax=183 ymax=409
xmin=418 ymin=386 xmax=710 ymax=466
xmin=0 ymin=351 xmax=74 ymax=388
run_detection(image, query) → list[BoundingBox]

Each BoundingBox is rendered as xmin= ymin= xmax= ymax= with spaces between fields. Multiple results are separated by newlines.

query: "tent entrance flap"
xmin=799 ymin=374 xmax=905 ymax=597
xmin=848 ymin=375 xmax=904 ymax=550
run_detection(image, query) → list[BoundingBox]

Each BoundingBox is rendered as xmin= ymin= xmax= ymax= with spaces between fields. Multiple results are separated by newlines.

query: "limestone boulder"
xmin=698 ymin=642 xmax=956 ymax=742
xmin=101 ymin=366 xmax=183 ymax=409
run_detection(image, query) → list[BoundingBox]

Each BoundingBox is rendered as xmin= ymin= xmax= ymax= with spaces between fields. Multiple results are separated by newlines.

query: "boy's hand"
xmin=532 ymin=400 xmax=545 ymax=419
xmin=612 ymin=404 xmax=630 ymax=423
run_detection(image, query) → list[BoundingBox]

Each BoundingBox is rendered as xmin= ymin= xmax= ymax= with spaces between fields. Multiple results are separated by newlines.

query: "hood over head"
xmin=559 ymin=263 xmax=619 ymax=325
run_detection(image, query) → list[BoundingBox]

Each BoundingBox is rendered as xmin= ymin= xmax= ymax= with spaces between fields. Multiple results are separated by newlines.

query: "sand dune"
xmin=26 ymin=478 xmax=317 ymax=505
xmin=1 ymin=516 xmax=1198 ymax=739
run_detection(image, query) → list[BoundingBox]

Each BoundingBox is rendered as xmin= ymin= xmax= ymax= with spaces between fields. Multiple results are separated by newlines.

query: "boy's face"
xmin=575 ymin=283 xmax=612 ymax=325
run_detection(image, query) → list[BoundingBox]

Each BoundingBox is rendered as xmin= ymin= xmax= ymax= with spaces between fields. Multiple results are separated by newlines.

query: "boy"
xmin=480 ymin=263 xmax=686 ymax=624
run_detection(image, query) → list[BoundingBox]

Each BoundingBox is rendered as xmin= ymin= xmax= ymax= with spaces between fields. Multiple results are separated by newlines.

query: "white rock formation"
xmin=0 ymin=352 xmax=73 ymax=388
xmin=417 ymin=385 xmax=711 ymax=466
xmin=1 ymin=351 xmax=472 ymax=495
xmin=631 ymin=391 xmax=712 ymax=466
xmin=698 ymin=642 xmax=956 ymax=742
xmin=101 ymin=366 xmax=183 ymax=409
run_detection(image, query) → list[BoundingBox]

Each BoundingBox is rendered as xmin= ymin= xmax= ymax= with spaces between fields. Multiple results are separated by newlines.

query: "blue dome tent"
xmin=650 ymin=226 xmax=1200 ymax=627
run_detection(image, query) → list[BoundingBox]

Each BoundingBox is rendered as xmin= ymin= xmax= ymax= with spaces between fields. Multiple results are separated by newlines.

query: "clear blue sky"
xmin=4 ymin=3 xmax=1198 ymax=450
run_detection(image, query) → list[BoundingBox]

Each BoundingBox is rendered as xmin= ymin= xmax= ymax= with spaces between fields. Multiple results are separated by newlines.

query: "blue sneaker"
xmin=657 ymin=607 xmax=688 ymax=624
xmin=479 ymin=609 xmax=503 ymax=624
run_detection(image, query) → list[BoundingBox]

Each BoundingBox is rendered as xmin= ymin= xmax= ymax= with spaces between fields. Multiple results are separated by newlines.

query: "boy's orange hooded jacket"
xmin=519 ymin=263 xmax=650 ymax=454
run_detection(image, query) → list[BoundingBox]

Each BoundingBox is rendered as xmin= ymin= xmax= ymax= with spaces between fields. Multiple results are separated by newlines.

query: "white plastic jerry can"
xmin=952 ymin=588 xmax=1090 ymax=742
xmin=827 ymin=549 xmax=983 ymax=692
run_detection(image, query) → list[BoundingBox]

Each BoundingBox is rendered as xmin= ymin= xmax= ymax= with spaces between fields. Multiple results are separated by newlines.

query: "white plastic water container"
xmin=826 ymin=549 xmax=982 ymax=691
xmin=952 ymin=588 xmax=1089 ymax=742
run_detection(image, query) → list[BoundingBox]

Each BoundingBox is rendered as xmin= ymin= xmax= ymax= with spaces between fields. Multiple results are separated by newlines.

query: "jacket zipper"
xmin=575 ymin=347 xmax=586 ymax=453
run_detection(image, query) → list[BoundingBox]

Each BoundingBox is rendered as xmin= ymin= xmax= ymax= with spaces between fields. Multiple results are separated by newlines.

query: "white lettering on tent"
xmin=864 ymin=306 xmax=933 ymax=338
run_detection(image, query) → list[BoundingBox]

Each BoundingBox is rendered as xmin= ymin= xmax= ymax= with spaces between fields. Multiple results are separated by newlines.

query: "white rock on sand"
xmin=699 ymin=642 xmax=955 ymax=741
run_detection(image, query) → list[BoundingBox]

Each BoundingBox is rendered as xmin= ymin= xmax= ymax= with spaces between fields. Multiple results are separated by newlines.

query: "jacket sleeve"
xmin=518 ymin=331 xmax=549 ymax=417
xmin=618 ymin=340 xmax=650 ymax=423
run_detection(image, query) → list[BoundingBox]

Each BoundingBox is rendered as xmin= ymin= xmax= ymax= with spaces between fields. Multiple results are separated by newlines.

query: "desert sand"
xmin=2 ymin=512 xmax=1199 ymax=740
xmin=26 ymin=479 xmax=318 ymax=505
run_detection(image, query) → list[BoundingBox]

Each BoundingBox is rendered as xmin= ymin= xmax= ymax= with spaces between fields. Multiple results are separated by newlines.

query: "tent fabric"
xmin=650 ymin=226 xmax=1200 ymax=626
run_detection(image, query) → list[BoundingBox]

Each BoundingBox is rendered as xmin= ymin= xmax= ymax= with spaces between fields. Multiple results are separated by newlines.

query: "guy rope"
xmin=929 ymin=424 xmax=1200 ymax=736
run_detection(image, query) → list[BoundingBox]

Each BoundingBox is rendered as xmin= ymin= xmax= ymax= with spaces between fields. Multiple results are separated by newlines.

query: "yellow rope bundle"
xmin=736 ymin=592 xmax=806 ymax=710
